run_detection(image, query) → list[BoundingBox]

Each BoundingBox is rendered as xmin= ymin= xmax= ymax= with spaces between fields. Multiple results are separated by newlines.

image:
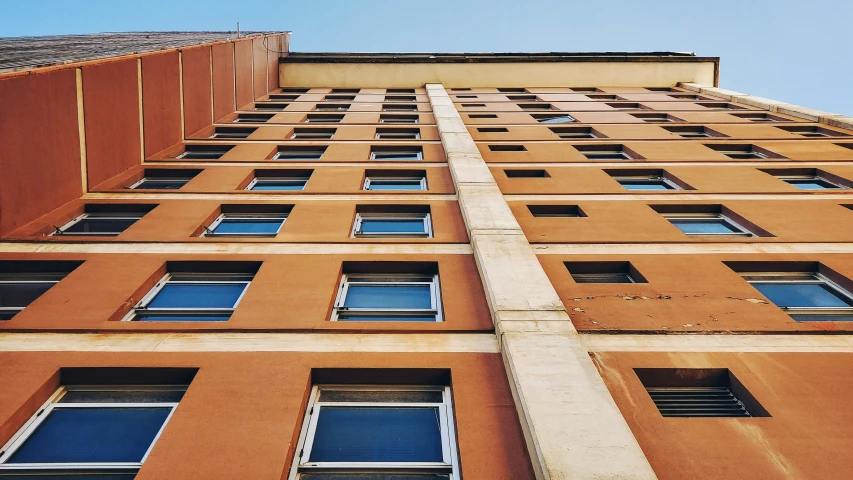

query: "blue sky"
xmin=2 ymin=0 xmax=851 ymax=115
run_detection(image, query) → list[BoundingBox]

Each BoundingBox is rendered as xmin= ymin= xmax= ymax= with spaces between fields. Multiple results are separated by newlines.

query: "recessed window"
xmin=667 ymin=93 xmax=712 ymax=100
xmin=566 ymin=261 xmax=647 ymax=284
xmin=387 ymin=88 xmax=416 ymax=94
xmin=655 ymin=206 xmax=757 ymax=237
xmin=456 ymin=95 xmax=478 ymax=99
xmin=233 ymin=113 xmax=274 ymax=123
xmin=467 ymin=113 xmax=498 ymax=119
xmin=776 ymin=125 xmax=849 ymax=138
xmin=606 ymin=102 xmax=645 ymax=110
xmin=332 ymin=268 xmax=442 ymax=321
xmin=331 ymin=89 xmax=360 ymax=94
xmin=727 ymin=263 xmax=853 ymax=321
xmin=253 ymin=102 xmax=289 ymax=111
xmin=315 ymin=104 xmax=350 ymax=112
xmin=488 ymin=144 xmax=526 ymax=152
xmin=323 ymin=95 xmax=355 ymax=101
xmin=498 ymin=88 xmax=526 ymax=93
xmin=760 ymin=168 xmax=850 ymax=190
xmin=281 ymin=87 xmax=310 ymax=93
xmin=375 ymin=128 xmax=420 ymax=139
xmin=304 ymin=114 xmax=344 ymax=123
xmin=507 ymin=95 xmax=537 ymax=101
xmin=268 ymin=94 xmax=299 ymax=101
xmin=645 ymin=87 xmax=678 ymax=92
xmin=505 ymin=169 xmax=549 ymax=178
xmin=352 ymin=206 xmax=432 ymax=238
xmin=477 ymin=127 xmax=509 ymax=133
xmin=632 ymin=113 xmax=681 ymax=123
xmin=698 ymin=102 xmax=745 ymax=110
xmin=129 ymin=168 xmax=201 ymax=190
xmin=0 ymin=383 xmax=188 ymax=475
xmin=274 ymin=146 xmax=327 ymax=160
xmin=532 ymin=113 xmax=575 ymax=123
xmin=291 ymin=128 xmax=336 ymax=139
xmin=379 ymin=114 xmax=419 ymax=124
xmin=289 ymin=384 xmax=459 ymax=477
xmin=518 ymin=103 xmax=553 ymax=110
xmin=383 ymin=104 xmax=418 ymax=112
xmin=246 ymin=169 xmax=312 ymax=191
xmin=571 ymin=87 xmax=600 ymax=93
xmin=52 ymin=205 xmax=155 ymax=237
xmin=363 ymin=170 xmax=427 ymax=191
xmin=587 ymin=94 xmax=620 ymax=101
xmin=611 ymin=174 xmax=682 ymax=191
xmin=384 ymin=95 xmax=416 ymax=102
xmin=451 ymin=88 xmax=471 ymax=91
xmin=663 ymin=125 xmax=726 ymax=138
xmin=176 ymin=145 xmax=233 ymax=160
xmin=705 ymin=144 xmax=782 ymax=159
xmin=0 ymin=261 xmax=82 ymax=320
xmin=125 ymin=263 xmax=259 ymax=321
xmin=575 ymin=144 xmax=638 ymax=160
xmin=731 ymin=112 xmax=789 ymax=122
xmin=202 ymin=205 xmax=290 ymax=237
xmin=635 ymin=368 xmax=769 ymax=417
xmin=370 ymin=146 xmax=423 ymax=161
xmin=209 ymin=127 xmax=256 ymax=139
xmin=550 ymin=126 xmax=599 ymax=139
xmin=528 ymin=205 xmax=585 ymax=217
xmin=461 ymin=103 xmax=487 ymax=108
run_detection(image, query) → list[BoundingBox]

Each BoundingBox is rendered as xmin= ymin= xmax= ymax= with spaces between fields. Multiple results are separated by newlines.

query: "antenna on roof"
xmin=237 ymin=22 xmax=240 ymax=38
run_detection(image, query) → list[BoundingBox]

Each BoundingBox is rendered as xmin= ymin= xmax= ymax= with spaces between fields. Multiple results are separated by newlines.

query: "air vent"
xmin=646 ymin=387 xmax=751 ymax=417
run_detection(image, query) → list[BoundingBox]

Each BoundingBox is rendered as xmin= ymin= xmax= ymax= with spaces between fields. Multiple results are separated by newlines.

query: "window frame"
xmin=331 ymin=274 xmax=443 ymax=322
xmin=0 ymin=385 xmax=184 ymax=475
xmin=379 ymin=114 xmax=419 ymax=124
xmin=288 ymin=385 xmax=459 ymax=479
xmin=202 ymin=213 xmax=287 ymax=238
xmin=123 ymin=273 xmax=252 ymax=321
xmin=290 ymin=129 xmax=336 ymax=139
xmin=742 ymin=271 xmax=853 ymax=320
xmin=245 ymin=177 xmax=310 ymax=191
xmin=532 ymin=113 xmax=575 ymax=123
xmin=369 ymin=148 xmax=424 ymax=161
xmin=662 ymin=212 xmax=755 ymax=237
xmin=614 ymin=175 xmax=682 ymax=191
xmin=776 ymin=175 xmax=847 ymax=190
xmin=363 ymin=176 xmax=427 ymax=191
xmin=128 ymin=177 xmax=192 ymax=190
xmin=352 ymin=212 xmax=432 ymax=238
xmin=52 ymin=212 xmax=145 ymax=236
xmin=375 ymin=128 xmax=421 ymax=140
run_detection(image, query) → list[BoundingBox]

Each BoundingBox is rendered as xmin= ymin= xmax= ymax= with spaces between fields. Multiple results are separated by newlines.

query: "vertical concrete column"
xmin=426 ymin=84 xmax=657 ymax=480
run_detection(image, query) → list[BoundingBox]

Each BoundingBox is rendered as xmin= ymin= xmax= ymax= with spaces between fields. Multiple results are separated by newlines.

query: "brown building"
xmin=0 ymin=31 xmax=852 ymax=479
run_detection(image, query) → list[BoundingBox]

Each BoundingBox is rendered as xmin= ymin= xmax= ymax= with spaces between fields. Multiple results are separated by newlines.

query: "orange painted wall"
xmin=234 ymin=40 xmax=254 ymax=109
xmin=82 ymin=58 xmax=141 ymax=189
xmin=0 ymin=69 xmax=81 ymax=235
xmin=0 ymin=352 xmax=534 ymax=480
xmin=252 ymin=37 xmax=268 ymax=99
xmin=141 ymin=51 xmax=182 ymax=158
xmin=181 ymin=46 xmax=213 ymax=137
xmin=211 ymin=42 xmax=236 ymax=121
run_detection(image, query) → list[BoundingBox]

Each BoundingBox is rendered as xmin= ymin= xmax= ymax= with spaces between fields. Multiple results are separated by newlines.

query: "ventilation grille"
xmin=647 ymin=387 xmax=751 ymax=417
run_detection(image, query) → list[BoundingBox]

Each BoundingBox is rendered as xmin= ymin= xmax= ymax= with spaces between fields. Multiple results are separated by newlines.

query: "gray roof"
xmin=0 ymin=31 xmax=281 ymax=73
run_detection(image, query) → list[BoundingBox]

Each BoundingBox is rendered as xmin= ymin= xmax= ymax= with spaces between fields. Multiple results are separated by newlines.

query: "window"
xmin=467 ymin=114 xmax=497 ymax=120
xmin=731 ymin=112 xmax=789 ymax=122
xmin=125 ymin=263 xmax=258 ymax=321
xmin=332 ymin=271 xmax=442 ymax=321
xmin=450 ymin=88 xmax=471 ymax=91
xmin=209 ymin=127 xmax=256 ymax=139
xmin=518 ymin=103 xmax=553 ymax=110
xmin=727 ymin=263 xmax=853 ymax=321
xmin=281 ymin=88 xmax=310 ymax=93
xmin=571 ymin=87 xmax=600 ymax=93
xmin=253 ymin=102 xmax=289 ymax=111
xmin=635 ymin=368 xmax=768 ymax=417
xmin=455 ymin=95 xmax=477 ymax=99
xmin=663 ymin=125 xmax=726 ymax=138
xmin=574 ymin=144 xmax=638 ymax=160
xmin=667 ymin=93 xmax=712 ymax=100
xmin=352 ymin=207 xmax=432 ymax=238
xmin=607 ymin=169 xmax=687 ymax=191
xmin=550 ymin=126 xmax=599 ymax=139
xmin=202 ymin=206 xmax=290 ymax=237
xmin=380 ymin=114 xmax=419 ymax=124
xmin=605 ymin=102 xmax=645 ymax=110
xmin=587 ymin=94 xmax=620 ymax=100
xmin=305 ymin=114 xmax=344 ymax=123
xmin=246 ymin=169 xmax=312 ymax=191
xmin=705 ymin=144 xmax=782 ymax=159
xmin=233 ymin=113 xmax=274 ymax=123
xmin=176 ymin=145 xmax=233 ymax=159
xmin=330 ymin=88 xmax=359 ymax=94
xmin=363 ymin=170 xmax=427 ymax=191
xmin=387 ymin=88 xmax=416 ymax=94
xmin=477 ymin=127 xmax=509 ymax=133
xmin=532 ymin=113 xmax=575 ymax=123
xmin=0 ymin=261 xmax=82 ymax=320
xmin=645 ymin=87 xmax=678 ymax=92
xmin=324 ymin=95 xmax=355 ymax=101
xmin=528 ymin=205 xmax=585 ymax=218
xmin=565 ymin=261 xmax=647 ymax=284
xmin=384 ymin=95 xmax=416 ymax=102
xmin=777 ymin=125 xmax=849 ymax=138
xmin=661 ymin=212 xmax=755 ymax=237
xmin=507 ymin=95 xmax=537 ymax=101
xmin=268 ymin=94 xmax=299 ymax=101
xmin=461 ymin=103 xmax=487 ymax=108
xmin=632 ymin=113 xmax=681 ymax=123
xmin=383 ymin=104 xmax=418 ymax=112
xmin=128 ymin=169 xmax=201 ymax=190
xmin=488 ymin=144 xmax=526 ymax=152
xmin=0 ymin=384 xmax=187 ymax=476
xmin=274 ymin=146 xmax=327 ymax=160
xmin=698 ymin=102 xmax=745 ymax=110
xmin=505 ymin=169 xmax=549 ymax=178
xmin=289 ymin=385 xmax=459 ymax=479
xmin=52 ymin=205 xmax=155 ymax=236
xmin=498 ymin=88 xmax=526 ymax=93
xmin=375 ymin=128 xmax=420 ymax=139
xmin=291 ymin=128 xmax=336 ymax=139
xmin=760 ymin=168 xmax=850 ymax=190
xmin=315 ymin=104 xmax=350 ymax=111
xmin=370 ymin=146 xmax=423 ymax=161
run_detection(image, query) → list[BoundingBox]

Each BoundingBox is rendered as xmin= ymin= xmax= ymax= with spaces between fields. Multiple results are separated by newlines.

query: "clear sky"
xmin=2 ymin=0 xmax=851 ymax=116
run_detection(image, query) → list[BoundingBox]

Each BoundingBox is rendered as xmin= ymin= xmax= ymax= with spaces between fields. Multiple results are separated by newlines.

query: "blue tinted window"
xmin=787 ymin=180 xmax=834 ymax=190
xmin=148 ymin=283 xmax=245 ymax=309
xmin=211 ymin=218 xmax=283 ymax=235
xmin=7 ymin=407 xmax=171 ymax=464
xmin=337 ymin=315 xmax=437 ymax=322
xmin=251 ymin=181 xmax=306 ymax=191
xmin=752 ymin=283 xmax=853 ymax=308
xmin=620 ymin=181 xmax=672 ymax=191
xmin=367 ymin=180 xmax=423 ymax=191
xmin=670 ymin=219 xmax=741 ymax=235
xmin=360 ymin=219 xmax=426 ymax=234
xmin=309 ymin=407 xmax=443 ymax=463
xmin=136 ymin=313 xmax=232 ymax=322
xmin=344 ymin=285 xmax=431 ymax=309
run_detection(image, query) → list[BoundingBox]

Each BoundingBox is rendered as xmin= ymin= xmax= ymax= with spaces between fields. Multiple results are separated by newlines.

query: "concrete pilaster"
xmin=426 ymin=83 xmax=658 ymax=480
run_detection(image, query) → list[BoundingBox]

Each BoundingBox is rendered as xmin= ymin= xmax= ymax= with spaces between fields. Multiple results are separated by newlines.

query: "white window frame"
xmin=663 ymin=212 xmax=755 ymax=237
xmin=202 ymin=213 xmax=287 ymax=238
xmin=128 ymin=177 xmax=191 ymax=189
xmin=0 ymin=385 xmax=184 ymax=475
xmin=0 ymin=274 xmax=63 ymax=318
xmin=51 ymin=213 xmax=144 ymax=236
xmin=369 ymin=149 xmax=424 ymax=161
xmin=363 ymin=176 xmax=427 ymax=191
xmin=288 ymin=385 xmax=459 ymax=480
xmin=379 ymin=115 xmax=419 ymax=124
xmin=245 ymin=177 xmax=310 ymax=191
xmin=123 ymin=273 xmax=251 ymax=321
xmin=533 ymin=114 xmax=575 ymax=123
xmin=291 ymin=130 xmax=335 ymax=139
xmin=777 ymin=175 xmax=847 ymax=190
xmin=742 ymin=271 xmax=853 ymax=319
xmin=614 ymin=175 xmax=682 ymax=190
xmin=375 ymin=129 xmax=421 ymax=139
xmin=581 ymin=150 xmax=631 ymax=160
xmin=331 ymin=274 xmax=443 ymax=322
xmin=273 ymin=149 xmax=326 ymax=161
xmin=304 ymin=114 xmax=344 ymax=123
xmin=352 ymin=212 xmax=432 ymax=238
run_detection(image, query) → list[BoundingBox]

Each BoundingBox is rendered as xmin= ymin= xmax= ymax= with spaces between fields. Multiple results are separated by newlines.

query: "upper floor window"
xmin=386 ymin=88 xmax=416 ymax=94
xmin=323 ymin=95 xmax=355 ymax=101
xmin=636 ymin=368 xmax=768 ymax=417
xmin=370 ymin=146 xmax=423 ymax=161
xmin=375 ymin=128 xmax=420 ymax=139
xmin=315 ymin=104 xmax=350 ymax=112
xmin=52 ymin=205 xmax=155 ymax=237
xmin=128 ymin=168 xmax=201 ymax=190
xmin=291 ymin=128 xmax=336 ymax=139
xmin=253 ymin=102 xmax=288 ymax=111
xmin=0 ymin=261 xmax=82 ymax=320
xmin=268 ymin=94 xmax=300 ymax=101
xmin=575 ymin=144 xmax=638 ymax=160
xmin=663 ymin=125 xmax=726 ymax=138
xmin=233 ymin=113 xmax=273 ymax=123
xmin=550 ymin=126 xmax=599 ymax=139
xmin=705 ymin=144 xmax=783 ymax=160
xmin=331 ymin=88 xmax=360 ymax=94
xmin=383 ymin=104 xmax=418 ymax=112
xmin=379 ymin=114 xmax=419 ymax=124
xmin=532 ymin=113 xmax=575 ymax=124
xmin=332 ymin=270 xmax=442 ymax=322
xmin=566 ymin=261 xmax=647 ymax=284
xmin=607 ymin=169 xmax=689 ymax=191
xmin=605 ymin=102 xmax=645 ymax=111
xmin=697 ymin=102 xmax=745 ymax=110
xmin=776 ymin=125 xmax=849 ymax=138
xmin=176 ymin=145 xmax=233 ymax=160
xmin=731 ymin=112 xmax=789 ymax=122
xmin=274 ymin=146 xmax=327 ymax=161
xmin=246 ymin=169 xmax=312 ymax=191
xmin=518 ymin=103 xmax=553 ymax=111
xmin=384 ymin=95 xmax=416 ymax=102
xmin=202 ymin=206 xmax=290 ymax=238
xmin=304 ymin=114 xmax=344 ymax=123
xmin=280 ymin=87 xmax=310 ymax=93
xmin=653 ymin=205 xmax=759 ymax=237
xmin=632 ymin=113 xmax=681 ymax=123
xmin=352 ymin=206 xmax=432 ymax=238
xmin=209 ymin=126 xmax=256 ymax=139
xmin=363 ymin=170 xmax=427 ymax=191
xmin=760 ymin=168 xmax=850 ymax=190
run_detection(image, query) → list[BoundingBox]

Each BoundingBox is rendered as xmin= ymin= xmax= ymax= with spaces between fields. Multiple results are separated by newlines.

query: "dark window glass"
xmin=133 ymin=179 xmax=189 ymax=190
xmin=63 ymin=218 xmax=139 ymax=235
xmin=0 ymin=283 xmax=55 ymax=308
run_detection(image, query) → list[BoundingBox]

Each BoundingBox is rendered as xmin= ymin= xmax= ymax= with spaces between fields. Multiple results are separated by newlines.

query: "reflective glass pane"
xmin=367 ymin=181 xmax=423 ymax=191
xmin=0 ymin=282 xmax=55 ymax=308
xmin=360 ymin=219 xmax=426 ymax=234
xmin=136 ymin=313 xmax=232 ymax=322
xmin=147 ymin=283 xmax=246 ymax=309
xmin=212 ymin=218 xmax=283 ymax=235
xmin=64 ymin=218 xmax=138 ymax=235
xmin=309 ymin=407 xmax=443 ymax=463
xmin=537 ymin=116 xmax=573 ymax=123
xmin=344 ymin=284 xmax=432 ymax=309
xmin=7 ymin=407 xmax=171 ymax=464
xmin=134 ymin=179 xmax=188 ymax=189
xmin=670 ymin=219 xmax=741 ymax=235
xmin=787 ymin=180 xmax=836 ymax=190
xmin=251 ymin=181 xmax=306 ymax=191
xmin=752 ymin=282 xmax=853 ymax=308
xmin=619 ymin=181 xmax=672 ymax=191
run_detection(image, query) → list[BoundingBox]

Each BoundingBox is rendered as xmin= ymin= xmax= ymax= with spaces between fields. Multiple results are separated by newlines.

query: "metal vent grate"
xmin=647 ymin=387 xmax=751 ymax=417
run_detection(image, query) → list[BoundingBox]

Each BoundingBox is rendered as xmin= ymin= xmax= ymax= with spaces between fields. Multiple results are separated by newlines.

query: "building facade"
xmin=0 ymin=32 xmax=852 ymax=479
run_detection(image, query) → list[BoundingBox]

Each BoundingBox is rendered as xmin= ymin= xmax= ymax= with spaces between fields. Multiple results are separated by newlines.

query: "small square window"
xmin=632 ymin=113 xmax=681 ymax=123
xmin=363 ymin=170 xmax=427 ymax=191
xmin=370 ymin=146 xmax=423 ymax=161
xmin=705 ymin=144 xmax=782 ymax=159
xmin=274 ymin=146 xmax=327 ymax=160
xmin=575 ymin=144 xmax=638 ymax=160
xmin=379 ymin=114 xmax=419 ymax=124
xmin=488 ymin=144 xmax=526 ymax=152
xmin=0 ymin=261 xmax=82 ymax=320
xmin=129 ymin=169 xmax=201 ymax=190
xmin=353 ymin=207 xmax=432 ymax=238
xmin=505 ymin=169 xmax=549 ymax=178
xmin=52 ymin=205 xmax=155 ymax=237
xmin=233 ymin=113 xmax=273 ymax=123
xmin=731 ymin=112 xmax=789 ymax=122
xmin=528 ymin=205 xmax=585 ymax=217
xmin=253 ymin=102 xmax=288 ymax=111
xmin=383 ymin=104 xmax=418 ymax=112
xmin=550 ymin=127 xmax=599 ymax=139
xmin=663 ymin=125 xmax=726 ymax=138
xmin=375 ymin=128 xmax=420 ymax=140
xmin=305 ymin=114 xmax=344 ymax=123
xmin=635 ymin=368 xmax=768 ymax=417
xmin=315 ymin=104 xmax=350 ymax=111
xmin=565 ymin=261 xmax=647 ymax=284
xmin=291 ymin=128 xmax=336 ymax=139
xmin=532 ymin=113 xmax=575 ymax=123
xmin=209 ymin=127 xmax=256 ymax=139
xmin=176 ymin=145 xmax=233 ymax=160
xmin=477 ymin=127 xmax=509 ymax=133
xmin=332 ymin=271 xmax=442 ymax=322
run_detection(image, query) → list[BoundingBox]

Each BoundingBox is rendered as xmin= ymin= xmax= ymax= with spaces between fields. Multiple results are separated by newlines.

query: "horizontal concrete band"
xmin=0 ymin=333 xmax=499 ymax=353
xmin=509 ymin=193 xmax=853 ymax=201
xmin=535 ymin=243 xmax=853 ymax=255
xmin=581 ymin=334 xmax=853 ymax=352
xmin=0 ymin=243 xmax=473 ymax=255
xmin=83 ymin=193 xmax=458 ymax=201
